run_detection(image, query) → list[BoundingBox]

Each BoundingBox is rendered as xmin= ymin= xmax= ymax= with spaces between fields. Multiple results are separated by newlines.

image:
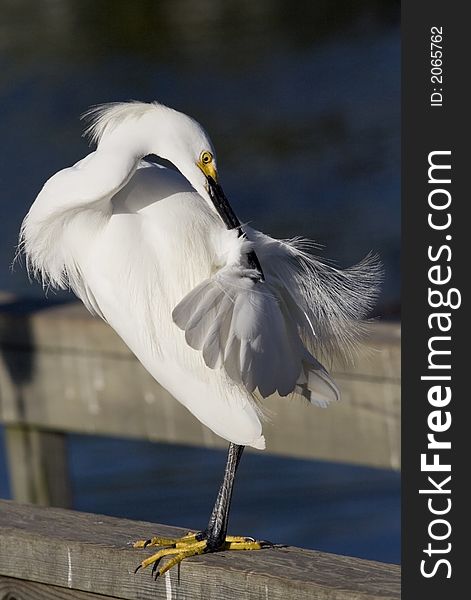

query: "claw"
xmin=151 ymin=558 xmax=163 ymax=577
xmin=133 ymin=532 xmax=270 ymax=577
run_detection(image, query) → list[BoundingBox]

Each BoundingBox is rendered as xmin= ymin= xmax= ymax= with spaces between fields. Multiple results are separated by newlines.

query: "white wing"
xmin=172 ymin=228 xmax=381 ymax=405
xmin=246 ymin=229 xmax=382 ymax=363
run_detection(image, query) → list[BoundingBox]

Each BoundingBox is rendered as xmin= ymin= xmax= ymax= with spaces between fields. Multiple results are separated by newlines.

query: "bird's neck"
xmin=99 ymin=112 xmax=166 ymax=162
xmin=90 ymin=120 xmax=162 ymax=200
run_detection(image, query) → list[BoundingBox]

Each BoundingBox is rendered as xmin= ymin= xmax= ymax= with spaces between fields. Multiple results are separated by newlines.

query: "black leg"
xmin=199 ymin=443 xmax=245 ymax=550
xmin=133 ymin=442 xmax=272 ymax=577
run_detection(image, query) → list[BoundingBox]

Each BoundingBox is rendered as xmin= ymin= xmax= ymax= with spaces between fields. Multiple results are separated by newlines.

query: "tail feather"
xmin=247 ymin=229 xmax=382 ymax=365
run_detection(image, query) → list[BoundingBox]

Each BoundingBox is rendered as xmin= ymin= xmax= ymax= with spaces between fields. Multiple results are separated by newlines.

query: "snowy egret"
xmin=20 ymin=101 xmax=380 ymax=577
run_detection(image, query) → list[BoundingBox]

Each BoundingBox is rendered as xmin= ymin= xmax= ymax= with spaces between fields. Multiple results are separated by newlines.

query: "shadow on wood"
xmin=0 ymin=296 xmax=73 ymax=507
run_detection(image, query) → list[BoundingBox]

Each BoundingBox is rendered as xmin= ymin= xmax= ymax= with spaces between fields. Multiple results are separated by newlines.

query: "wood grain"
xmin=0 ymin=576 xmax=109 ymax=600
xmin=0 ymin=500 xmax=400 ymax=600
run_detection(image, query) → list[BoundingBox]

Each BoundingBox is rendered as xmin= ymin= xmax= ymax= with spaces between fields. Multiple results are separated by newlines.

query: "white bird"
xmin=20 ymin=101 xmax=380 ymax=577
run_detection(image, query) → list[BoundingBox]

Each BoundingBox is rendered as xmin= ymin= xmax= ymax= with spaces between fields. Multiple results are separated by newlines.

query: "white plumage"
xmin=20 ymin=101 xmax=380 ymax=449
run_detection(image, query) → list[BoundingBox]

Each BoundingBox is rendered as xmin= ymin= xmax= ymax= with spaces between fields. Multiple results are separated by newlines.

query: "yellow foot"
xmin=133 ymin=531 xmax=200 ymax=549
xmin=133 ymin=532 xmax=268 ymax=579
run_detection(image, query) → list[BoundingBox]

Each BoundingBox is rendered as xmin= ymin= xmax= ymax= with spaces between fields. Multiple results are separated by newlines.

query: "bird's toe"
xmin=133 ymin=531 xmax=271 ymax=579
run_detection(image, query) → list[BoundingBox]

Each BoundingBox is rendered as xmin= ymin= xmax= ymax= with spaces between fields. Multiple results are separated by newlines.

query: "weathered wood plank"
xmin=3 ymin=425 xmax=72 ymax=507
xmin=0 ymin=301 xmax=400 ymax=468
xmin=0 ymin=575 xmax=110 ymax=600
xmin=0 ymin=500 xmax=400 ymax=600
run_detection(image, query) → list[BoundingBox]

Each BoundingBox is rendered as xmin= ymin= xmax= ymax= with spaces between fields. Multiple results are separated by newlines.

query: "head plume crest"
xmin=81 ymin=101 xmax=168 ymax=146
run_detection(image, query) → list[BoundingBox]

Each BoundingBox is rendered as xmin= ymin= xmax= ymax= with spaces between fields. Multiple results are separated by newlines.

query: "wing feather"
xmin=172 ymin=264 xmax=337 ymax=400
xmin=172 ymin=227 xmax=381 ymax=405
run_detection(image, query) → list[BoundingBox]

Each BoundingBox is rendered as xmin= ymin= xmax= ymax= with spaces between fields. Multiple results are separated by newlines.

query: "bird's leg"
xmin=199 ymin=443 xmax=245 ymax=549
xmin=134 ymin=443 xmax=269 ymax=578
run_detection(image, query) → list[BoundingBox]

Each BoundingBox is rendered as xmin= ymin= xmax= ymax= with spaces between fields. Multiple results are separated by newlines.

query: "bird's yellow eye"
xmin=198 ymin=150 xmax=217 ymax=181
xmin=200 ymin=151 xmax=213 ymax=165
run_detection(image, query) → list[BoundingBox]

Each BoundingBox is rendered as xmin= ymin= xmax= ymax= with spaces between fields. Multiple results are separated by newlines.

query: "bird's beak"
xmin=205 ymin=175 xmax=241 ymax=231
xmin=203 ymin=172 xmax=265 ymax=280
xmin=197 ymin=160 xmax=241 ymax=230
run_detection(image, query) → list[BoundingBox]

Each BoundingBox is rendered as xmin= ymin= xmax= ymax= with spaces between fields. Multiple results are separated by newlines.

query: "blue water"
xmin=0 ymin=1 xmax=400 ymax=565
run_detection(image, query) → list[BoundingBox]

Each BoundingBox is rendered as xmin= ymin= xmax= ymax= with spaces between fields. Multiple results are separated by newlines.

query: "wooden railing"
xmin=0 ymin=500 xmax=400 ymax=600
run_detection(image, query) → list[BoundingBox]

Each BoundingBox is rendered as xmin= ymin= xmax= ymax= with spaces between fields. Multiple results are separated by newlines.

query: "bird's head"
xmin=151 ymin=106 xmax=219 ymax=203
xmin=146 ymin=106 xmax=239 ymax=229
xmin=84 ymin=102 xmax=236 ymax=227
